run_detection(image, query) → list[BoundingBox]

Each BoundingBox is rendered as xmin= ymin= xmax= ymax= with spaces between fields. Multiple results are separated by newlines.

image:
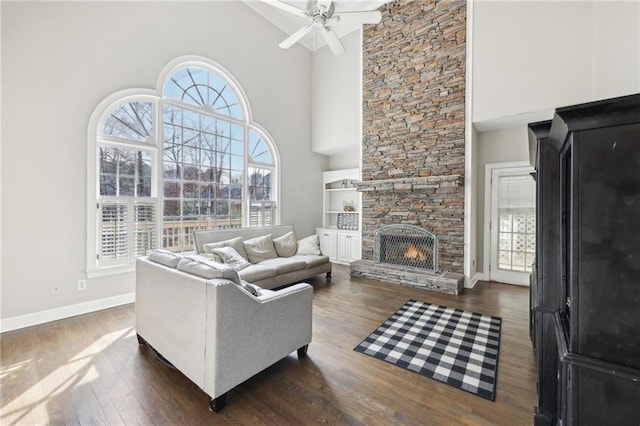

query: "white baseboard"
xmin=467 ymin=272 xmax=485 ymax=289
xmin=0 ymin=292 xmax=135 ymax=333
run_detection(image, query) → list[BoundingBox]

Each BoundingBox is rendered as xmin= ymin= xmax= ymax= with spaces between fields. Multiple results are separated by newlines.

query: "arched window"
xmin=94 ymin=97 xmax=158 ymax=269
xmin=87 ymin=58 xmax=279 ymax=276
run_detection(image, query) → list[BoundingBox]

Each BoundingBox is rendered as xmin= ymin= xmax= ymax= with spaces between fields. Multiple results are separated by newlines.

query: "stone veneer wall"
xmin=361 ymin=0 xmax=466 ymax=274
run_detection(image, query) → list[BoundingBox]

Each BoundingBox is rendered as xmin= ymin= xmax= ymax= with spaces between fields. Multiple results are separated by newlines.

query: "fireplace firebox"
xmin=374 ymin=224 xmax=438 ymax=273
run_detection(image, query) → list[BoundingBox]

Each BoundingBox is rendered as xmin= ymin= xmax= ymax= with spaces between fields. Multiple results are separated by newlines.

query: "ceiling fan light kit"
xmin=264 ymin=0 xmax=382 ymax=56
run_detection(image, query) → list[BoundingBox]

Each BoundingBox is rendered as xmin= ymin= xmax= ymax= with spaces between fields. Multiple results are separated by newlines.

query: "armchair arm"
xmin=203 ymin=281 xmax=313 ymax=398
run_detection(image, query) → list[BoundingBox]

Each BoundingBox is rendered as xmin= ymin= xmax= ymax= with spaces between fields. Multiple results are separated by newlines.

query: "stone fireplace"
xmin=350 ymin=0 xmax=466 ymax=295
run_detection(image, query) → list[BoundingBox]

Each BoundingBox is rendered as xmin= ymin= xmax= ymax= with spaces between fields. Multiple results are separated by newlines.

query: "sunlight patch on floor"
xmin=0 ymin=327 xmax=133 ymax=425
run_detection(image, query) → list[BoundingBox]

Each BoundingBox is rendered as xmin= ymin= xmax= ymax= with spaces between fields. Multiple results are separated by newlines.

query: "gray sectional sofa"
xmin=135 ymin=255 xmax=313 ymax=412
xmin=134 ymin=225 xmax=332 ymax=411
xmin=193 ymin=225 xmax=332 ymax=289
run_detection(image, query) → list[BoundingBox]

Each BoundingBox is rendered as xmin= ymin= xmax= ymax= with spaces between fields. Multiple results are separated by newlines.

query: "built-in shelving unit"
xmin=321 ymin=169 xmax=360 ymax=229
xmin=316 ymin=168 xmax=361 ymax=265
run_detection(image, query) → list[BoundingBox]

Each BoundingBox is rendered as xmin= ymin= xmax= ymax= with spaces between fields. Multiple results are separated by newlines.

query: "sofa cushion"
xmin=243 ymin=234 xmax=278 ymax=263
xmin=273 ymin=231 xmax=297 ymax=257
xmin=296 ymin=234 xmax=321 ymax=256
xmin=203 ymin=236 xmax=248 ymax=260
xmin=148 ymin=249 xmax=182 ymax=268
xmin=290 ymin=254 xmax=331 ymax=269
xmin=238 ymin=264 xmax=277 ymax=282
xmin=176 ymin=255 xmax=239 ymax=280
xmin=211 ymin=246 xmax=252 ymax=271
xmin=258 ymin=257 xmax=307 ymax=275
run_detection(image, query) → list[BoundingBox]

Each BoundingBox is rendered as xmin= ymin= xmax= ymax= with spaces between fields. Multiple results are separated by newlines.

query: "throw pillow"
xmin=296 ymin=234 xmax=321 ymax=256
xmin=211 ymin=264 xmax=260 ymax=296
xmin=239 ymin=280 xmax=262 ymax=297
xmin=273 ymin=231 xmax=297 ymax=257
xmin=176 ymin=257 xmax=259 ymax=300
xmin=202 ymin=236 xmax=248 ymax=260
xmin=193 ymin=252 xmax=223 ymax=263
xmin=243 ymin=234 xmax=278 ymax=263
xmin=148 ymin=249 xmax=182 ymax=268
xmin=212 ymin=246 xmax=252 ymax=271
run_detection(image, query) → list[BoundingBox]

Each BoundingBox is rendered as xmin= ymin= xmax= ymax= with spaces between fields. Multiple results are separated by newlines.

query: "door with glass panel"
xmin=490 ymin=167 xmax=536 ymax=285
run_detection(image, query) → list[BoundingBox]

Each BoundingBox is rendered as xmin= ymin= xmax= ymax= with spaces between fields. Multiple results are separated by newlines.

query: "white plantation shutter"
xmin=249 ymin=201 xmax=276 ymax=227
xmin=133 ymin=201 xmax=157 ymax=257
xmin=98 ymin=198 xmax=158 ymax=267
xmin=99 ymin=200 xmax=129 ymax=266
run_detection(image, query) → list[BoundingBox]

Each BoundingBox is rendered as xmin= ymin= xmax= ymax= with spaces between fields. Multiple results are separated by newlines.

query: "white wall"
xmin=311 ymin=29 xmax=362 ymax=167
xmin=1 ymin=2 xmax=325 ymax=324
xmin=591 ymin=1 xmax=640 ymax=99
xmin=0 ymin=2 xmax=3 ymax=322
xmin=469 ymin=126 xmax=479 ymax=280
xmin=470 ymin=0 xmax=640 ymax=279
xmin=474 ymin=126 xmax=530 ymax=274
xmin=473 ymin=0 xmax=640 ymax=127
xmin=329 ymin=145 xmax=360 ymax=170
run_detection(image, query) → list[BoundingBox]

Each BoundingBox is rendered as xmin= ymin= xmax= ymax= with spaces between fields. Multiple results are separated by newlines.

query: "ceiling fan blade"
xmin=279 ymin=24 xmax=314 ymax=49
xmin=262 ymin=0 xmax=308 ymax=18
xmin=320 ymin=26 xmax=345 ymax=56
xmin=336 ymin=10 xmax=382 ymax=25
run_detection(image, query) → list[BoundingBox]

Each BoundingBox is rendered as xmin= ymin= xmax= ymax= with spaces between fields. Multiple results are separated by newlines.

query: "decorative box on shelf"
xmin=337 ymin=213 xmax=358 ymax=230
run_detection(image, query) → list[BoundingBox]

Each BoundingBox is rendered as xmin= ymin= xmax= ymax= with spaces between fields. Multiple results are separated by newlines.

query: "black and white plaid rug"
xmin=354 ymin=300 xmax=502 ymax=400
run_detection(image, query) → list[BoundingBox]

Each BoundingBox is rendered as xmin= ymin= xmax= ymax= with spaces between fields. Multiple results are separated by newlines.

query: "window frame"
xmin=86 ymin=57 xmax=280 ymax=278
xmin=247 ymin=126 xmax=279 ymax=227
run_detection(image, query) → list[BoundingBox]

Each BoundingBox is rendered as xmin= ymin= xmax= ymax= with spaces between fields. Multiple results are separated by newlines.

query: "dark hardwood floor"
xmin=1 ymin=264 xmax=536 ymax=425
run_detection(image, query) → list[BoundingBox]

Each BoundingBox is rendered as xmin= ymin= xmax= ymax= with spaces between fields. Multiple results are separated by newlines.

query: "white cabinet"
xmin=316 ymin=228 xmax=362 ymax=263
xmin=337 ymin=232 xmax=361 ymax=264
xmin=317 ymin=228 xmax=361 ymax=264
xmin=317 ymin=229 xmax=337 ymax=260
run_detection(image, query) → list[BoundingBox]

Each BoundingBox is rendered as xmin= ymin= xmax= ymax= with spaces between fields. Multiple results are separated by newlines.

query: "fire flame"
xmin=403 ymin=243 xmax=428 ymax=262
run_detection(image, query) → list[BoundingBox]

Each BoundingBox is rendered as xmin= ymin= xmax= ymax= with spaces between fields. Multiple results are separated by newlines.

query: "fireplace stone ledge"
xmin=355 ymin=175 xmax=461 ymax=193
xmin=350 ymin=259 xmax=464 ymax=295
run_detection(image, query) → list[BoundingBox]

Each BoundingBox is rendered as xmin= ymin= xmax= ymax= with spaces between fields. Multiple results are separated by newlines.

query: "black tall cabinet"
xmin=530 ymin=94 xmax=640 ymax=425
xmin=528 ymin=120 xmax=561 ymax=426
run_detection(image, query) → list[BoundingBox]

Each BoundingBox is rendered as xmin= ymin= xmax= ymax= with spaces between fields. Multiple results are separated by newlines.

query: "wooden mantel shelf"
xmin=355 ymin=175 xmax=462 ymax=193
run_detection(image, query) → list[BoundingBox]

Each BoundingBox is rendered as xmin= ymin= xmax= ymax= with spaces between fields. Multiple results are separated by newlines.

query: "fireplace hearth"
xmin=352 ymin=224 xmax=462 ymax=295
xmin=351 ymin=224 xmax=464 ymax=294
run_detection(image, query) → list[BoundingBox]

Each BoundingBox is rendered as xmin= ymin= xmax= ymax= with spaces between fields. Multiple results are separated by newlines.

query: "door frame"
xmin=483 ymin=161 xmax=535 ymax=285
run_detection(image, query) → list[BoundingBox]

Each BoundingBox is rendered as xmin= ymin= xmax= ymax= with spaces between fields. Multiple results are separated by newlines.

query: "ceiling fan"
xmin=263 ymin=0 xmax=382 ymax=55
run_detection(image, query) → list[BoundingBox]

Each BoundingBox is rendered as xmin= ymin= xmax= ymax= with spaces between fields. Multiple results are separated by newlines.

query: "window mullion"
xmin=243 ymin=124 xmax=249 ymax=227
xmin=115 ymin=149 xmax=120 ymax=196
xmin=97 ymin=136 xmax=153 ymax=150
xmin=155 ymin=99 xmax=163 ymax=248
xmin=134 ymin=151 xmax=139 ymax=197
xmin=163 ymin=98 xmax=246 ymax=127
